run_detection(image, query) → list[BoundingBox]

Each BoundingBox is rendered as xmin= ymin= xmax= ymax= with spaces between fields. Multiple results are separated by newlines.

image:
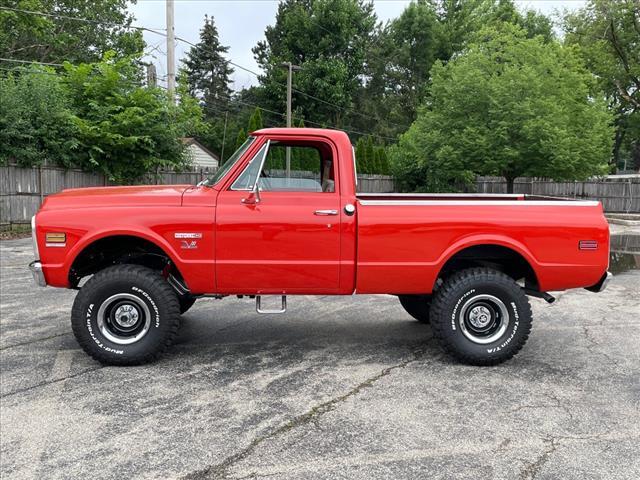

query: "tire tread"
xmin=71 ymin=265 xmax=180 ymax=366
xmin=430 ymin=267 xmax=532 ymax=366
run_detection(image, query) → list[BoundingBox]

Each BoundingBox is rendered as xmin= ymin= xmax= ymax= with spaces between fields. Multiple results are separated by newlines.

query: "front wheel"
xmin=71 ymin=265 xmax=181 ymax=366
xmin=429 ymin=268 xmax=532 ymax=366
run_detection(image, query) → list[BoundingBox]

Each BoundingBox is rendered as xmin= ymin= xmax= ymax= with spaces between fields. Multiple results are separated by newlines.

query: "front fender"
xmin=36 ymin=205 xmax=215 ymax=292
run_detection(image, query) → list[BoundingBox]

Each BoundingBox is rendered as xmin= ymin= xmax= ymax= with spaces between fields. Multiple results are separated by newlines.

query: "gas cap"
xmin=344 ymin=204 xmax=356 ymax=216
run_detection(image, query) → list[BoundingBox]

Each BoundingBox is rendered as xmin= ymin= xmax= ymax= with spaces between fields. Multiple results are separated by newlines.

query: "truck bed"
xmin=354 ymin=193 xmax=608 ymax=294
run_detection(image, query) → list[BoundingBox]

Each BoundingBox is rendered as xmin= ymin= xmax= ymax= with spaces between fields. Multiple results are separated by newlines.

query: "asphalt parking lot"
xmin=1 ymin=237 xmax=639 ymax=480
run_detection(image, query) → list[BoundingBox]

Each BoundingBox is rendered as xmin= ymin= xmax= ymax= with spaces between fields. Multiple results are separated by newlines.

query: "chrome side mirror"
xmin=241 ymin=182 xmax=261 ymax=204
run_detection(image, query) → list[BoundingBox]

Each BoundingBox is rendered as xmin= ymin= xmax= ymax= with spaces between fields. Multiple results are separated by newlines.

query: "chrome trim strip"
xmin=28 ymin=261 xmax=46 ymax=287
xmin=352 ymin=146 xmax=357 ymax=188
xmin=358 ymin=200 xmax=601 ymax=207
xmin=357 ymin=193 xmax=524 ymax=198
xmin=31 ymin=215 xmax=39 ymax=259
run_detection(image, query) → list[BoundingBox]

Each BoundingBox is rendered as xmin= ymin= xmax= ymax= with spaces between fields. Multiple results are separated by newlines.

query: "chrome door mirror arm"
xmin=241 ymin=140 xmax=270 ymax=205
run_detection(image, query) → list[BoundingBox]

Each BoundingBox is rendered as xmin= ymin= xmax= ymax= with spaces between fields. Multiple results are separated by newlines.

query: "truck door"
xmin=215 ymin=138 xmax=342 ymax=293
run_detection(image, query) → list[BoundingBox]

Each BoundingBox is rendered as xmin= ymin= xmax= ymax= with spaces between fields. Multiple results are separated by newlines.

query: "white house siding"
xmin=187 ymin=144 xmax=218 ymax=169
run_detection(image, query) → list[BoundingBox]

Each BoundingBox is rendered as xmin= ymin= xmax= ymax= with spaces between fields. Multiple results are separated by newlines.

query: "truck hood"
xmin=40 ymin=185 xmax=192 ymax=210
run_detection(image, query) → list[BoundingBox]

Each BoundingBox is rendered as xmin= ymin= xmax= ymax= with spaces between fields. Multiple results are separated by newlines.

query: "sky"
xmin=129 ymin=0 xmax=587 ymax=91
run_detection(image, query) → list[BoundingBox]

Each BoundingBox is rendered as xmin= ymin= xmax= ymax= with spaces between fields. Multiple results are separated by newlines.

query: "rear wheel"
xmin=429 ymin=268 xmax=532 ymax=366
xmin=71 ymin=265 xmax=181 ymax=366
xmin=398 ymin=295 xmax=431 ymax=323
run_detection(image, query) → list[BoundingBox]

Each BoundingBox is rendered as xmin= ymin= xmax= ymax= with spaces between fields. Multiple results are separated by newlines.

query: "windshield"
xmin=201 ymin=136 xmax=256 ymax=187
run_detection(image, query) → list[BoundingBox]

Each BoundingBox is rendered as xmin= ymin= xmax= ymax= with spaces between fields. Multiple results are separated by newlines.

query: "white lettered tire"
xmin=429 ymin=268 xmax=533 ymax=366
xmin=71 ymin=265 xmax=181 ymax=365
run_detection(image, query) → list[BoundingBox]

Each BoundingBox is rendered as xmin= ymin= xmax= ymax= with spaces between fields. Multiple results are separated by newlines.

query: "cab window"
xmin=259 ymin=142 xmax=335 ymax=193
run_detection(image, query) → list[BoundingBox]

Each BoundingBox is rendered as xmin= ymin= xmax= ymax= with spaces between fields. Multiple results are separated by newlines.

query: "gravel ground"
xmin=1 ymin=237 xmax=639 ymax=480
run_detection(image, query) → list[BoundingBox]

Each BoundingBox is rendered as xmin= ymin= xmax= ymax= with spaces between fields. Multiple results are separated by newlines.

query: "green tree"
xmin=364 ymin=136 xmax=376 ymax=174
xmin=0 ymin=66 xmax=79 ymax=167
xmin=432 ymin=0 xmax=554 ymax=60
xmin=355 ymin=137 xmax=367 ymax=173
xmin=252 ymin=0 xmax=376 ymax=127
xmin=234 ymin=128 xmax=247 ymax=151
xmin=355 ymin=0 xmax=438 ymax=139
xmin=247 ymin=107 xmax=263 ymax=132
xmin=353 ymin=0 xmax=554 ymax=140
xmin=390 ymin=25 xmax=614 ymax=193
xmin=564 ymin=0 xmax=640 ymax=171
xmin=63 ymin=54 xmax=201 ymax=182
xmin=182 ymin=15 xmax=234 ymax=118
xmin=0 ymin=0 xmax=144 ymax=66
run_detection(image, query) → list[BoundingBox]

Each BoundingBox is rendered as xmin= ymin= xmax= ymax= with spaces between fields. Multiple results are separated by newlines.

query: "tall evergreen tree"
xmin=182 ymin=15 xmax=234 ymax=119
xmin=247 ymin=108 xmax=263 ymax=132
xmin=234 ymin=128 xmax=246 ymax=151
xmin=364 ymin=136 xmax=376 ymax=173
xmin=355 ymin=137 xmax=367 ymax=173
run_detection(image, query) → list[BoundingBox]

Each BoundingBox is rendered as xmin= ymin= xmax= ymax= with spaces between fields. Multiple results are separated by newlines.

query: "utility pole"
xmin=280 ymin=62 xmax=301 ymax=177
xmin=146 ymin=63 xmax=157 ymax=88
xmin=166 ymin=0 xmax=176 ymax=100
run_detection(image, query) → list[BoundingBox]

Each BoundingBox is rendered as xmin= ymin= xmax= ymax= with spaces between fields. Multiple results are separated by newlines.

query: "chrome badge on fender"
xmin=174 ymin=233 xmax=202 ymax=249
xmin=180 ymin=240 xmax=198 ymax=250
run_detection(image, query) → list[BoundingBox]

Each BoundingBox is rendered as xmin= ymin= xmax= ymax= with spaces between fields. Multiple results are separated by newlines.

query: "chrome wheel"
xmin=96 ymin=293 xmax=151 ymax=345
xmin=458 ymin=294 xmax=509 ymax=344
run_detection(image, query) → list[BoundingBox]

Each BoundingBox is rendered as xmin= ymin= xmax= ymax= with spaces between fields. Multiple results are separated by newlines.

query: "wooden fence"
xmin=474 ymin=176 xmax=640 ymax=213
xmin=0 ymin=164 xmax=395 ymax=227
xmin=2 ymin=164 xmax=638 ymax=227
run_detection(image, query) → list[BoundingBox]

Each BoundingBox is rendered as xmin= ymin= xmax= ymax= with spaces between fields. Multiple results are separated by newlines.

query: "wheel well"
xmin=438 ymin=244 xmax=539 ymax=290
xmin=69 ymin=235 xmax=184 ymax=288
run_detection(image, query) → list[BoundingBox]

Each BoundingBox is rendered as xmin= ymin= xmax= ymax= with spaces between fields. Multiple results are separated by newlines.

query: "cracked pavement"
xmin=1 ymin=238 xmax=639 ymax=479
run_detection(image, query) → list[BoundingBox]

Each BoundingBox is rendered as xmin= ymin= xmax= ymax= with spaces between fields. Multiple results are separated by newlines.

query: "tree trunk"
xmin=505 ymin=176 xmax=515 ymax=194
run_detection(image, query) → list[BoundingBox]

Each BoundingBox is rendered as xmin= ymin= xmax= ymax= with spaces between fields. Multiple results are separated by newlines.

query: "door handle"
xmin=314 ymin=209 xmax=338 ymax=216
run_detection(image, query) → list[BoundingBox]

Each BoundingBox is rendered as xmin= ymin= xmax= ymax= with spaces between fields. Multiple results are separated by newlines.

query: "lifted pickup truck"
xmin=29 ymin=128 xmax=611 ymax=366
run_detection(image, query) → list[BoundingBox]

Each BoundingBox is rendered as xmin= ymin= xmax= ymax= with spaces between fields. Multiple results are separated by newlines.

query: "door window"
xmin=230 ymin=140 xmax=336 ymax=193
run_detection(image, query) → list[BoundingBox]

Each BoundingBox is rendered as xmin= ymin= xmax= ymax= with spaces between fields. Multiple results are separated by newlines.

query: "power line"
xmin=2 ymin=7 xmax=399 ymax=140
xmin=204 ymin=96 xmax=396 ymax=141
xmin=0 ymin=6 xmax=166 ymax=34
xmin=165 ymin=35 xmax=406 ymax=133
xmin=0 ymin=57 xmax=63 ymax=67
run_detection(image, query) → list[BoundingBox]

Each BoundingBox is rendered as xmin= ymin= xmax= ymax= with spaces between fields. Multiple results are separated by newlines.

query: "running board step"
xmin=256 ymin=295 xmax=287 ymax=314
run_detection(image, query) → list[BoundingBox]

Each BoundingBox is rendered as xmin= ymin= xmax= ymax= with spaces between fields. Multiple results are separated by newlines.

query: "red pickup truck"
xmin=29 ymin=128 xmax=611 ymax=366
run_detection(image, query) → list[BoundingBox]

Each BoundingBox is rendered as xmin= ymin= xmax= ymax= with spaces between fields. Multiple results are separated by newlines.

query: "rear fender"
xmin=435 ymin=234 xmax=541 ymax=286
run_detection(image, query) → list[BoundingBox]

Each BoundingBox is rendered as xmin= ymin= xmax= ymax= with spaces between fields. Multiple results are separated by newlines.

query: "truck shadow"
xmin=168 ymin=301 xmax=438 ymax=367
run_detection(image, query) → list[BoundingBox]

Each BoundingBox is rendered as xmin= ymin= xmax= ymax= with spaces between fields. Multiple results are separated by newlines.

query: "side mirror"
xmin=241 ymin=182 xmax=261 ymax=205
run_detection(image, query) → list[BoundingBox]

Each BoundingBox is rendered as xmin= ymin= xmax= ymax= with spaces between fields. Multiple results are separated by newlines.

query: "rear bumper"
xmin=29 ymin=261 xmax=47 ymax=287
xmin=585 ymin=271 xmax=612 ymax=293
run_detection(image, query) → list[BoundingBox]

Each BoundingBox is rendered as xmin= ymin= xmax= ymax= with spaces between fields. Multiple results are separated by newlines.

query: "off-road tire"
xmin=398 ymin=295 xmax=431 ymax=323
xmin=179 ymin=295 xmax=197 ymax=314
xmin=71 ymin=265 xmax=181 ymax=366
xmin=430 ymin=268 xmax=532 ymax=366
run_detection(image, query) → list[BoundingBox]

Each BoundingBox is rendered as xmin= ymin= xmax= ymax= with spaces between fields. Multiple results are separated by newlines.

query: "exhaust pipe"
xmin=523 ymin=288 xmax=555 ymax=304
